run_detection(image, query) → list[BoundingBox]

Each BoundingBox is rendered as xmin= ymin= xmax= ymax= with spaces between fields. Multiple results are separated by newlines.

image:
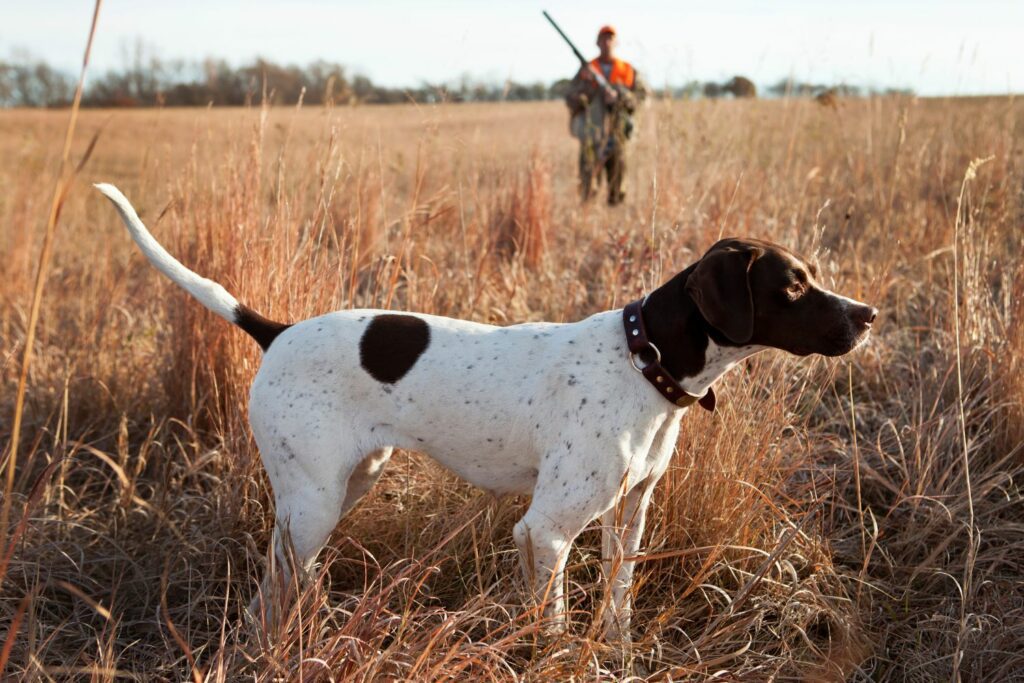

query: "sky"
xmin=3 ymin=0 xmax=1021 ymax=96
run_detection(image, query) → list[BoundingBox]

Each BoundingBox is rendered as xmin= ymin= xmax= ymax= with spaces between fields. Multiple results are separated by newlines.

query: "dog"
xmin=96 ymin=183 xmax=876 ymax=639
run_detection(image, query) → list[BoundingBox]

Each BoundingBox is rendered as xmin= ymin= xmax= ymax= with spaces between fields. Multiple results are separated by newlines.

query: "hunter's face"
xmin=597 ymin=33 xmax=615 ymax=57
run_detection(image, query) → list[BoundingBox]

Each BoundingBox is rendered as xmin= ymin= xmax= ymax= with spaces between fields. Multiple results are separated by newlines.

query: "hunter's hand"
xmin=603 ymin=88 xmax=619 ymax=105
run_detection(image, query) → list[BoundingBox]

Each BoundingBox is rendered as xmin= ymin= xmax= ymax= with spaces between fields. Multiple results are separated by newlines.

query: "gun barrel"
xmin=542 ymin=11 xmax=586 ymax=64
xmin=542 ymin=10 xmax=613 ymax=92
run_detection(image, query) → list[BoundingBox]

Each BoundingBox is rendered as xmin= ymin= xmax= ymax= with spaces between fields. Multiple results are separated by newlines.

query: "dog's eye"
xmin=786 ymin=282 xmax=806 ymax=299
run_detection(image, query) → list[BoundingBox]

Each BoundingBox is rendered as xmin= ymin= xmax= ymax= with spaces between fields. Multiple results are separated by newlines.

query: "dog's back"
xmin=249 ymin=308 xmax=642 ymax=498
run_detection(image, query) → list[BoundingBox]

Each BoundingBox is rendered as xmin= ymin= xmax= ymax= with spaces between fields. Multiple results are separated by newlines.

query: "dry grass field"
xmin=1 ymin=95 xmax=1022 ymax=680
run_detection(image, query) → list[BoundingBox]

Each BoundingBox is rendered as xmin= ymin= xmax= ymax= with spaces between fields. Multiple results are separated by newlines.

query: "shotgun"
xmin=542 ymin=10 xmax=615 ymax=98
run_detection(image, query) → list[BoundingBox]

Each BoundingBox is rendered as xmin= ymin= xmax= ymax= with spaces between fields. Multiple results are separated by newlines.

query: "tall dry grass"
xmin=1 ymin=94 xmax=1022 ymax=680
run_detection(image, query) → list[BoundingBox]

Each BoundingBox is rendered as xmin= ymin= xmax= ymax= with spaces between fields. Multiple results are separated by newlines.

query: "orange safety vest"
xmin=588 ymin=58 xmax=635 ymax=89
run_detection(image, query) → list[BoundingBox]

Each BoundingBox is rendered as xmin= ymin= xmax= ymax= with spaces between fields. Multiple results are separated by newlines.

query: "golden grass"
xmin=1 ymin=94 xmax=1022 ymax=680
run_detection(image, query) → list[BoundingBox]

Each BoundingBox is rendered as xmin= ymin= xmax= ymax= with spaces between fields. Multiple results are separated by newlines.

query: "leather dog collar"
xmin=623 ymin=299 xmax=715 ymax=411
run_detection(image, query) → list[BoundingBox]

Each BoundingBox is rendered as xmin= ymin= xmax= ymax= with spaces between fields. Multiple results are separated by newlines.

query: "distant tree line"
xmin=0 ymin=49 xmax=562 ymax=108
xmin=667 ymin=76 xmax=913 ymax=100
xmin=0 ymin=50 xmax=913 ymax=108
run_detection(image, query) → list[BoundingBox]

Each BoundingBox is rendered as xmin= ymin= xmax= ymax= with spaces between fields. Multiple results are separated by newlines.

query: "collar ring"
xmin=628 ymin=342 xmax=662 ymax=373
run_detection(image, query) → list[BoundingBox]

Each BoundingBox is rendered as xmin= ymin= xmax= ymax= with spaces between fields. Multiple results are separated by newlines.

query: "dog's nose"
xmin=852 ymin=304 xmax=878 ymax=327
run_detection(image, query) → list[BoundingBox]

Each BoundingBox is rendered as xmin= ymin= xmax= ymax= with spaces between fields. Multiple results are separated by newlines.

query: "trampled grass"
xmin=1 ymin=95 xmax=1022 ymax=680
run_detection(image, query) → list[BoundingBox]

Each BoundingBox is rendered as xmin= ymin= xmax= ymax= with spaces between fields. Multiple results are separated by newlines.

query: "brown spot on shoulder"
xmin=359 ymin=314 xmax=431 ymax=384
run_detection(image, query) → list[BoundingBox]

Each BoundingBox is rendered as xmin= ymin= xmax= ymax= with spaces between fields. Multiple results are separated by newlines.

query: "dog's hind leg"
xmin=251 ymin=469 xmax=345 ymax=624
xmin=250 ymin=441 xmax=381 ymax=625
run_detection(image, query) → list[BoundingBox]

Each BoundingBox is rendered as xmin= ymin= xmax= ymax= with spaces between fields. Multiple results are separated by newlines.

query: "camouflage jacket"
xmin=564 ymin=61 xmax=647 ymax=144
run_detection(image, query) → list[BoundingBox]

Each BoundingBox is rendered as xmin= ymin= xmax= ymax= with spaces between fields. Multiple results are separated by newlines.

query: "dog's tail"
xmin=94 ymin=183 xmax=290 ymax=351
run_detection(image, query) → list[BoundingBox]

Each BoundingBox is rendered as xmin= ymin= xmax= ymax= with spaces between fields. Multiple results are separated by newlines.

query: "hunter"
xmin=564 ymin=25 xmax=647 ymax=205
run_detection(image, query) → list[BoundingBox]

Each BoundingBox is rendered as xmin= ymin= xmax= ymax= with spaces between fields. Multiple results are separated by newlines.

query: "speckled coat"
xmin=96 ymin=182 xmax=878 ymax=639
xmin=247 ymin=307 xmax=762 ymax=635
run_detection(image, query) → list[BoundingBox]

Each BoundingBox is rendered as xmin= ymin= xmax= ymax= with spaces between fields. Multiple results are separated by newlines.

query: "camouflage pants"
xmin=579 ymin=138 xmax=626 ymax=205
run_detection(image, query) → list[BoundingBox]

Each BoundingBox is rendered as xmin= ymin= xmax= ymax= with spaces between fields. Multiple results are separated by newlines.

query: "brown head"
xmin=684 ymin=238 xmax=877 ymax=357
xmin=597 ymin=25 xmax=617 ymax=61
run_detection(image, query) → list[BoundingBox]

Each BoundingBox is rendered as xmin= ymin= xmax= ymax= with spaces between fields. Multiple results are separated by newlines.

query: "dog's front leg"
xmin=601 ymin=417 xmax=680 ymax=642
xmin=600 ymin=475 xmax=658 ymax=642
xmin=513 ymin=486 xmax=605 ymax=634
xmin=513 ymin=516 xmax=574 ymax=634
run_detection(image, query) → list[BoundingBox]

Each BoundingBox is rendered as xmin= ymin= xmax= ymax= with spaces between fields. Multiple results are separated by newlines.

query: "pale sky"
xmin=3 ymin=0 xmax=1021 ymax=96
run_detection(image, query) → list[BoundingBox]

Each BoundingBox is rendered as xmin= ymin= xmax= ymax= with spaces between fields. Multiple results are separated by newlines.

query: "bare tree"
xmin=0 ymin=50 xmax=73 ymax=106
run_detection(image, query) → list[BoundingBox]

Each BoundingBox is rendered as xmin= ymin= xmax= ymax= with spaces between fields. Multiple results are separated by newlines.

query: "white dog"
xmin=97 ymin=183 xmax=876 ymax=638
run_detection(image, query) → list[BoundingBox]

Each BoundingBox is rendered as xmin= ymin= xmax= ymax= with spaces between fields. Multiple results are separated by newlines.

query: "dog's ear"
xmin=685 ymin=245 xmax=763 ymax=344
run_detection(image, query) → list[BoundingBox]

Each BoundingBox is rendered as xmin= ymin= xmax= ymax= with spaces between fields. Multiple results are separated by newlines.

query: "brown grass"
xmin=1 ymin=94 xmax=1022 ymax=680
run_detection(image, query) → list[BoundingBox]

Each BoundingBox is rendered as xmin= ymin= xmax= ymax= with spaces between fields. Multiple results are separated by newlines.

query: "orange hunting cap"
xmin=598 ymin=25 xmax=616 ymax=37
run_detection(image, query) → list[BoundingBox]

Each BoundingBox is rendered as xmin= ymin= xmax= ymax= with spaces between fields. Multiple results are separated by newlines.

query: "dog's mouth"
xmin=784 ymin=320 xmax=872 ymax=358
xmin=815 ymin=325 xmax=872 ymax=357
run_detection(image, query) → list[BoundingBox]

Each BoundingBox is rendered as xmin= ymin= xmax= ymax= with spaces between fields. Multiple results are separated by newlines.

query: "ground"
xmin=0 ymin=96 xmax=1022 ymax=680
